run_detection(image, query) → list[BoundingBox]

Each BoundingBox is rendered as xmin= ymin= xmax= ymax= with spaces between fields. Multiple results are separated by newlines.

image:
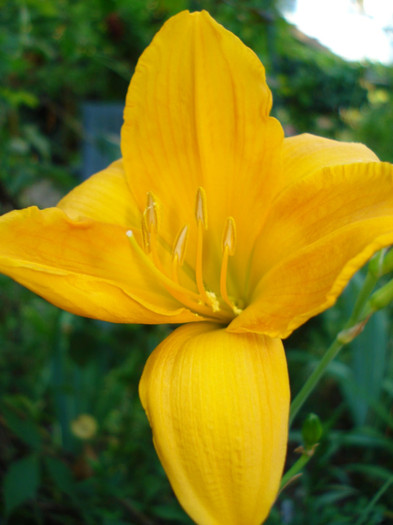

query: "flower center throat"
xmin=126 ymin=187 xmax=243 ymax=322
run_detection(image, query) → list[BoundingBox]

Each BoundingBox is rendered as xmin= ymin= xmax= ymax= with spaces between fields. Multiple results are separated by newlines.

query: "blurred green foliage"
xmin=1 ymin=0 xmax=393 ymax=523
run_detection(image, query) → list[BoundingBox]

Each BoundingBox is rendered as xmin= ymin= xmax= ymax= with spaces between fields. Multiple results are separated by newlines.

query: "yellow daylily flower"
xmin=1 ymin=10 xmax=393 ymax=525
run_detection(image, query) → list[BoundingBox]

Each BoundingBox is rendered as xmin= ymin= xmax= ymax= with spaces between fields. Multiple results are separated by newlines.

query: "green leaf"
xmin=152 ymin=504 xmax=191 ymax=522
xmin=1 ymin=402 xmax=42 ymax=449
xmin=3 ymin=454 xmax=41 ymax=517
xmin=44 ymin=456 xmax=74 ymax=494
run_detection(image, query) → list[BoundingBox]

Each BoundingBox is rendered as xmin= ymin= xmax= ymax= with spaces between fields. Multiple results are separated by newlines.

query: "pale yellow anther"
xmin=222 ymin=217 xmax=236 ymax=256
xmin=173 ymin=225 xmax=189 ymax=266
xmin=141 ymin=216 xmax=151 ymax=253
xmin=144 ymin=192 xmax=158 ymax=233
xmin=195 ymin=187 xmax=208 ymax=229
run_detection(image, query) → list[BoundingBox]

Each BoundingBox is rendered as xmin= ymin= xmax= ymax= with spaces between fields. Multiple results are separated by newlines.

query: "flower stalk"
xmin=289 ymin=255 xmax=384 ymax=426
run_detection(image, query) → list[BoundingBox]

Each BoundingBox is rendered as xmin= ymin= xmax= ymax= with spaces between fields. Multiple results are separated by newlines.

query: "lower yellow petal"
xmin=139 ymin=322 xmax=290 ymax=525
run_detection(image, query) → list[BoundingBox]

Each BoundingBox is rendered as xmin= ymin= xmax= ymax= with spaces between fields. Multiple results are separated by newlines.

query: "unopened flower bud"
xmin=302 ymin=413 xmax=322 ymax=450
xmin=369 ymin=278 xmax=393 ymax=312
xmin=381 ymin=248 xmax=393 ymax=276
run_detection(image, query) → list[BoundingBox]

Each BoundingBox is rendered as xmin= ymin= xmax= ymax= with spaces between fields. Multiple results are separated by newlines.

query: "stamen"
xmin=141 ymin=217 xmax=151 ymax=253
xmin=194 ymin=187 xmax=212 ymax=307
xmin=125 ymin=229 xmax=229 ymax=321
xmin=172 ymin=225 xmax=189 ymax=283
xmin=222 ymin=216 xmax=236 ymax=256
xmin=143 ymin=192 xmax=161 ymax=268
xmin=195 ymin=187 xmax=208 ymax=229
xmin=220 ymin=217 xmax=242 ymax=315
xmin=144 ymin=192 xmax=158 ymax=233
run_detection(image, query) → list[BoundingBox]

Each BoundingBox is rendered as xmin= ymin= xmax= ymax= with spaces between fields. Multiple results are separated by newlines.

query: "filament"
xmin=126 ymin=229 xmax=228 ymax=320
xmin=195 ymin=187 xmax=212 ymax=306
xmin=220 ymin=217 xmax=241 ymax=314
xmin=172 ymin=225 xmax=189 ymax=283
xmin=143 ymin=192 xmax=161 ymax=269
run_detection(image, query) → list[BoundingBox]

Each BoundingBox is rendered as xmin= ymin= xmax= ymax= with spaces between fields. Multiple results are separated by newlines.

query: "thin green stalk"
xmin=289 ymin=265 xmax=380 ymax=427
xmin=348 ymin=271 xmax=378 ymax=324
xmin=354 ymin=475 xmax=393 ymax=525
xmin=280 ymin=451 xmax=312 ymax=489
xmin=289 ymin=338 xmax=343 ymax=425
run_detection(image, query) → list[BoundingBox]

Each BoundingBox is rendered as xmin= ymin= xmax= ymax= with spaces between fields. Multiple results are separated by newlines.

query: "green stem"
xmin=289 ymin=266 xmax=380 ymax=427
xmin=280 ymin=451 xmax=312 ymax=489
xmin=348 ymin=271 xmax=378 ymax=324
xmin=289 ymin=339 xmax=343 ymax=426
xmin=354 ymin=474 xmax=393 ymax=525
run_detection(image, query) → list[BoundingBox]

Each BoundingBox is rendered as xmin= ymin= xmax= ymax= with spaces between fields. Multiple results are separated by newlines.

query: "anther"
xmin=222 ymin=217 xmax=236 ymax=256
xmin=142 ymin=192 xmax=162 ymax=268
xmin=172 ymin=225 xmax=189 ymax=283
xmin=141 ymin=217 xmax=151 ymax=253
xmin=173 ymin=225 xmax=189 ymax=266
xmin=144 ymin=192 xmax=158 ymax=233
xmin=195 ymin=187 xmax=208 ymax=229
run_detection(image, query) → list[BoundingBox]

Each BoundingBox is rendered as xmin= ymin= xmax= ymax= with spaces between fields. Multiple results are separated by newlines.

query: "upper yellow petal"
xmin=0 ymin=206 xmax=202 ymax=324
xmin=139 ymin=322 xmax=290 ymax=525
xmin=230 ymin=161 xmax=393 ymax=337
xmin=121 ymin=10 xmax=283 ymax=291
xmin=57 ymin=159 xmax=140 ymax=228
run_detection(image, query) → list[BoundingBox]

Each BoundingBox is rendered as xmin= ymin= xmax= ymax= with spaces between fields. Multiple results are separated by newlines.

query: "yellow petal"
xmin=57 ymin=159 xmax=140 ymax=228
xmin=0 ymin=206 xmax=201 ymax=324
xmin=278 ymin=133 xmax=379 ymax=193
xmin=122 ymin=10 xmax=283 ymax=288
xmin=230 ymin=162 xmax=393 ymax=338
xmin=139 ymin=322 xmax=289 ymax=525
